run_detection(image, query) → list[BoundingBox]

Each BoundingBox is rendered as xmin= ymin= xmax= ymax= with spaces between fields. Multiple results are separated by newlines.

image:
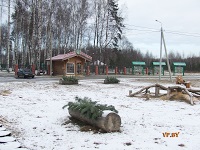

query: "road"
xmin=0 ymin=71 xmax=199 ymax=83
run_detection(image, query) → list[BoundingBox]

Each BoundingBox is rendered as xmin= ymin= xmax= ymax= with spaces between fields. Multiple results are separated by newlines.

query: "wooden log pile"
xmin=128 ymin=83 xmax=200 ymax=105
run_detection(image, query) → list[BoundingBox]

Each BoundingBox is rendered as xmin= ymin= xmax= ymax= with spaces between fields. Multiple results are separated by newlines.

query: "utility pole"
xmin=162 ymin=31 xmax=172 ymax=82
xmin=156 ymin=20 xmax=163 ymax=81
xmin=7 ymin=0 xmax=10 ymax=72
xmin=156 ymin=20 xmax=172 ymax=82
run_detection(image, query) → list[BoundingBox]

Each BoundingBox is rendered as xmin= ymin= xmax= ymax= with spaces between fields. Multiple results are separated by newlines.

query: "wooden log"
xmin=155 ymin=87 xmax=160 ymax=97
xmin=128 ymin=84 xmax=155 ymax=97
xmin=183 ymin=88 xmax=194 ymax=105
xmin=167 ymin=88 xmax=171 ymax=99
xmin=68 ymin=109 xmax=121 ymax=132
xmin=129 ymin=83 xmax=198 ymax=105
xmin=184 ymin=81 xmax=191 ymax=88
xmin=191 ymin=93 xmax=200 ymax=97
xmin=129 ymin=84 xmax=167 ymax=97
xmin=188 ymin=88 xmax=200 ymax=93
xmin=155 ymin=84 xmax=168 ymax=90
xmin=168 ymin=85 xmax=184 ymax=90
xmin=129 ymin=90 xmax=132 ymax=96
xmin=167 ymin=85 xmax=194 ymax=105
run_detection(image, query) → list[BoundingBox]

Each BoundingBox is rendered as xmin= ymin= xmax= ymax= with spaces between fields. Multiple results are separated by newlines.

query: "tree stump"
xmin=184 ymin=81 xmax=191 ymax=88
xmin=176 ymin=75 xmax=185 ymax=84
xmin=68 ymin=109 xmax=121 ymax=132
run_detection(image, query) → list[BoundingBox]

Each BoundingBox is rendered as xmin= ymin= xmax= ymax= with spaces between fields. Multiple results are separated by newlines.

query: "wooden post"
xmin=47 ymin=64 xmax=50 ymax=75
xmin=123 ymin=67 xmax=126 ymax=75
xmin=115 ymin=67 xmax=118 ymax=75
xmin=87 ymin=66 xmax=90 ymax=76
xmin=74 ymin=61 xmax=77 ymax=76
xmin=190 ymin=96 xmax=194 ymax=105
xmin=81 ymin=62 xmax=84 ymax=75
xmin=95 ymin=66 xmax=98 ymax=75
xmin=129 ymin=90 xmax=132 ymax=96
xmin=146 ymin=67 xmax=148 ymax=75
xmin=32 ymin=64 xmax=36 ymax=74
xmin=167 ymin=88 xmax=171 ymax=99
xmin=155 ymin=86 xmax=160 ymax=97
xmin=106 ymin=66 xmax=108 ymax=75
xmin=15 ymin=64 xmax=18 ymax=75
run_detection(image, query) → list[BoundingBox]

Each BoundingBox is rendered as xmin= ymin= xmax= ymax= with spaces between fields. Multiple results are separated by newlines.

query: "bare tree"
xmin=36 ymin=0 xmax=42 ymax=75
xmin=7 ymin=0 xmax=11 ymax=71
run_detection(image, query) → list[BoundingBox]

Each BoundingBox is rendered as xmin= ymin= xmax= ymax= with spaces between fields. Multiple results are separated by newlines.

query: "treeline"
xmin=0 ymin=0 xmax=199 ymax=72
xmin=1 ymin=0 xmax=125 ymax=71
xmin=87 ymin=47 xmax=200 ymax=72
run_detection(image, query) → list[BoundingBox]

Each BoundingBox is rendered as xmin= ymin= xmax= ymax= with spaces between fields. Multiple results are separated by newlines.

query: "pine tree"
xmin=107 ymin=0 xmax=124 ymax=50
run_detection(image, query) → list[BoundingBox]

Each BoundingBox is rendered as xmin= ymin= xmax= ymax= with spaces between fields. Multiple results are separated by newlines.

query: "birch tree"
xmin=7 ymin=0 xmax=11 ymax=71
xmin=36 ymin=0 xmax=42 ymax=74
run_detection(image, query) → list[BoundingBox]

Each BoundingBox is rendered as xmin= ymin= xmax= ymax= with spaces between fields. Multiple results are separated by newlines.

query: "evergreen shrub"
xmin=63 ymin=96 xmax=118 ymax=120
xmin=104 ymin=76 xmax=120 ymax=84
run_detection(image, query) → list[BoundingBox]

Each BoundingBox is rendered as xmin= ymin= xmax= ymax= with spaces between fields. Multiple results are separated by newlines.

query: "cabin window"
xmin=66 ymin=63 xmax=74 ymax=74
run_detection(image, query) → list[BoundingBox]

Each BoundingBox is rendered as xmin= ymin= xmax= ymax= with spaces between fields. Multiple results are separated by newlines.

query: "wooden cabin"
xmin=46 ymin=51 xmax=92 ymax=76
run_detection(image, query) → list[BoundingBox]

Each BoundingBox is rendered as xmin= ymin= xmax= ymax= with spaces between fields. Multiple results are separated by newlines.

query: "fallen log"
xmin=167 ymin=85 xmax=194 ymax=105
xmin=128 ymin=84 xmax=167 ymax=97
xmin=128 ymin=83 xmax=200 ymax=105
xmin=68 ymin=109 xmax=121 ymax=132
xmin=128 ymin=84 xmax=156 ymax=97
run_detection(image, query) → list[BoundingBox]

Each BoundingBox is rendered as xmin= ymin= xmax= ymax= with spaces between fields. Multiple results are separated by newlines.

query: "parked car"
xmin=40 ymin=69 xmax=46 ymax=74
xmin=17 ymin=68 xmax=35 ymax=78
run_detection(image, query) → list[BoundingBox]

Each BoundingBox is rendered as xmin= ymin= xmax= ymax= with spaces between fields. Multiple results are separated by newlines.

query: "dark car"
xmin=17 ymin=68 xmax=35 ymax=78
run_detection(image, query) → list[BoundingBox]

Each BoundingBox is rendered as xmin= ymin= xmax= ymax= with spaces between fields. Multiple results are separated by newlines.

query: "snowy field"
xmin=0 ymin=78 xmax=200 ymax=150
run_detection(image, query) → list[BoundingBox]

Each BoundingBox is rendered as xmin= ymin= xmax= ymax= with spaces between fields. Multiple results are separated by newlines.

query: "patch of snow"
xmin=102 ymin=110 xmax=115 ymax=117
xmin=0 ymin=78 xmax=200 ymax=150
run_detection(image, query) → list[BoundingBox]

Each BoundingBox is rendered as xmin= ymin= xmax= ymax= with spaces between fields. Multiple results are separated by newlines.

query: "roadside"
xmin=0 ymin=70 xmax=199 ymax=87
xmin=0 ymin=70 xmax=15 ymax=77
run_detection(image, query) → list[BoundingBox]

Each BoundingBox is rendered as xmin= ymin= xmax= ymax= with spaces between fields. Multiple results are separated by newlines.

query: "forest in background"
xmin=0 ymin=0 xmax=200 ymax=73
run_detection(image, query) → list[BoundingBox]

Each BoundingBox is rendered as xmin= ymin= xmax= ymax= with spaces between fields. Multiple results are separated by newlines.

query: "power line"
xmin=124 ymin=24 xmax=158 ymax=31
xmin=125 ymin=27 xmax=159 ymax=32
xmin=125 ymin=31 xmax=159 ymax=36
xmin=165 ymin=30 xmax=200 ymax=37
xmin=124 ymin=23 xmax=200 ymax=37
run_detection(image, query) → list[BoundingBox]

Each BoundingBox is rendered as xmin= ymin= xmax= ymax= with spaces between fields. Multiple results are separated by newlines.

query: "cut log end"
xmin=104 ymin=113 xmax=121 ymax=132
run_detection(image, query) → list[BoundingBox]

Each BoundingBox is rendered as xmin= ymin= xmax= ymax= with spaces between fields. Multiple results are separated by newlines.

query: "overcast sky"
xmin=118 ymin=0 xmax=200 ymax=58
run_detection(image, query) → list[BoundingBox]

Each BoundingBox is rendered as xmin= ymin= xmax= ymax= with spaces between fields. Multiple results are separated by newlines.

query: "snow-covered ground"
xmin=0 ymin=78 xmax=200 ymax=150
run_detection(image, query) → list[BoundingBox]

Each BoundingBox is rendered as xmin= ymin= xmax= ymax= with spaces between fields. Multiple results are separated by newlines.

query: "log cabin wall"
xmin=66 ymin=57 xmax=85 ymax=76
xmin=52 ymin=61 xmax=65 ymax=75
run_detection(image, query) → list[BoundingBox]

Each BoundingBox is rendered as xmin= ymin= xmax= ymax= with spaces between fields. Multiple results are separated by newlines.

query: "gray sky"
xmin=118 ymin=0 xmax=200 ymax=58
